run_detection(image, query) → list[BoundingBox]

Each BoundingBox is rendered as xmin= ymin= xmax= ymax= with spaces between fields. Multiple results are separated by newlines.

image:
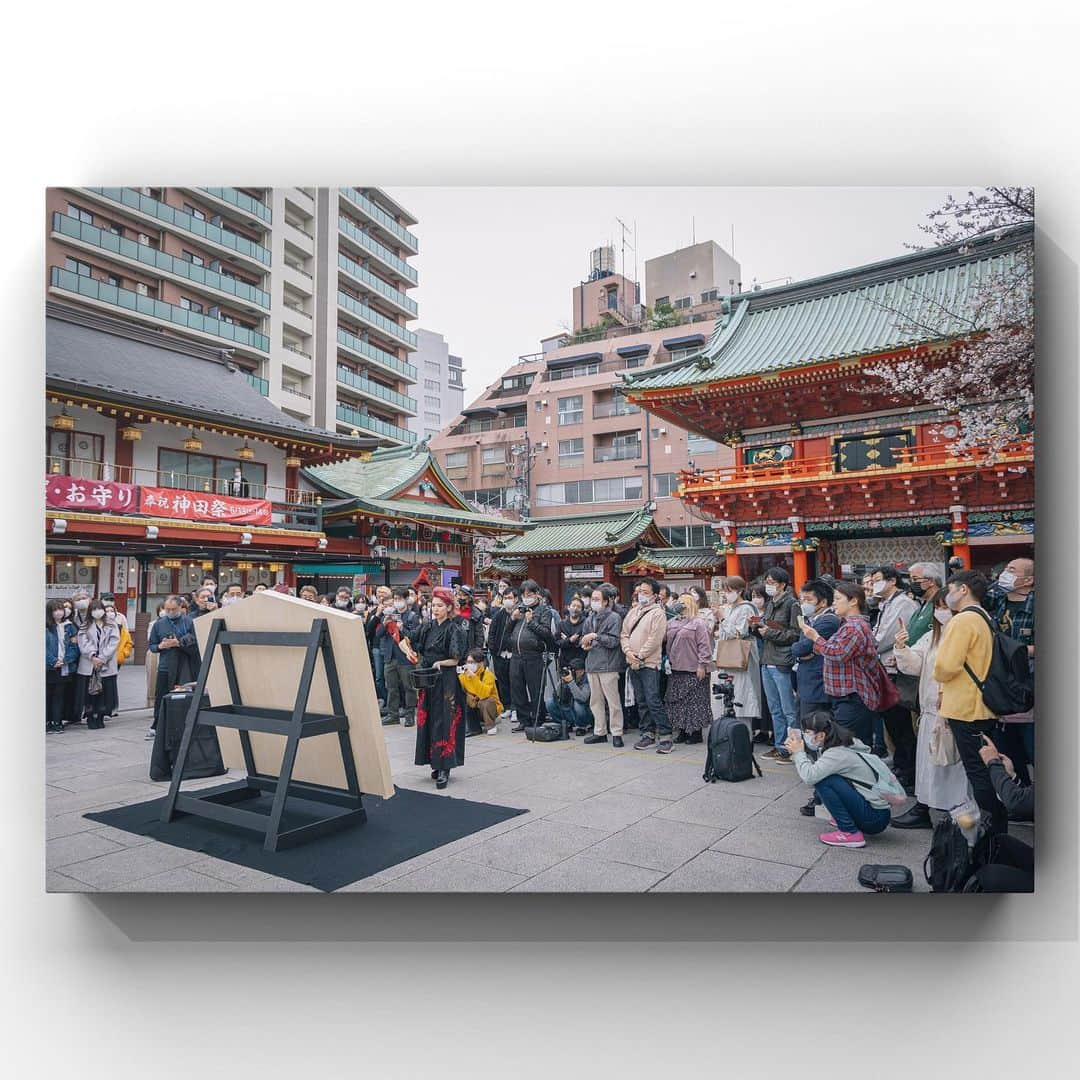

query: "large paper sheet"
xmin=194 ymin=591 xmax=394 ymax=799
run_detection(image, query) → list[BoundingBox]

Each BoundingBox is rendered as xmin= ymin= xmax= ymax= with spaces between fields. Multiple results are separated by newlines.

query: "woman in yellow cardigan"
xmin=459 ymin=648 xmax=503 ymax=736
xmin=931 ymin=570 xmax=1003 ymax=835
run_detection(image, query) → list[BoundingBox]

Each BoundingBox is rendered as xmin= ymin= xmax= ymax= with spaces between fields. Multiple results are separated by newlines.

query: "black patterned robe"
xmin=413 ymin=616 xmax=469 ymax=771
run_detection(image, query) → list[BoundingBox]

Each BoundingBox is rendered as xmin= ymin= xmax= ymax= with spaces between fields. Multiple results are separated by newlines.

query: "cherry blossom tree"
xmin=864 ymin=187 xmax=1033 ymax=457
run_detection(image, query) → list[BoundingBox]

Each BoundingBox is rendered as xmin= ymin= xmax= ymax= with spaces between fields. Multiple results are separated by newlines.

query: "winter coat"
xmin=581 ymin=606 xmax=625 ymax=674
xmin=756 ymin=587 xmax=801 ymax=668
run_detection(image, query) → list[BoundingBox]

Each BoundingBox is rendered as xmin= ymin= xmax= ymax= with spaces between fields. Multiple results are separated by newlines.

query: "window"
xmin=182 ymin=250 xmax=205 ymax=267
xmin=180 ymin=297 xmax=204 ymax=314
xmin=606 ymin=287 xmax=618 ymax=310
xmin=183 ymin=203 xmax=206 ymax=221
xmin=687 ymin=433 xmax=718 ymax=453
xmin=661 ymin=525 xmax=711 ymax=548
xmin=537 ymin=475 xmax=641 ymax=506
xmin=624 ymin=356 xmax=645 ymax=369
xmin=106 ymin=274 xmax=121 ymax=287
xmin=558 ymin=438 xmax=584 ymax=467
xmin=701 ymin=289 xmax=719 ymax=303
xmin=549 ymin=361 xmax=600 ymax=381
xmin=673 ymin=296 xmax=693 ymax=310
xmin=653 ymin=473 xmax=679 ymax=497
xmin=669 ymin=345 xmax=700 ymax=363
xmin=595 ymin=475 xmax=642 ymax=502
xmin=220 ymin=313 xmax=234 ymax=324
xmin=64 ymin=257 xmax=92 ymax=277
xmin=425 ymin=394 xmax=441 ymax=409
xmin=66 ymin=203 xmax=93 ymax=224
xmin=136 ymin=282 xmax=149 ymax=296
xmin=424 ymin=378 xmax=440 ymax=391
xmin=654 ymin=295 xmax=669 ymax=307
xmin=445 ymin=451 xmax=468 ymax=470
xmin=462 ymin=487 xmax=512 ymax=509
xmin=137 ymin=233 xmax=151 ymax=246
xmin=558 ymin=395 xmax=583 ymax=425
xmin=47 ymin=429 xmax=104 ymax=479
xmin=108 ymin=221 xmax=122 ymax=236
xmin=425 ymin=412 xmax=441 ymax=425
xmin=425 ymin=360 xmax=441 ymax=375
xmin=481 ymin=447 xmax=505 ymax=466
xmin=157 ymin=448 xmax=266 ymax=497
xmin=500 ymin=373 xmax=534 ymax=393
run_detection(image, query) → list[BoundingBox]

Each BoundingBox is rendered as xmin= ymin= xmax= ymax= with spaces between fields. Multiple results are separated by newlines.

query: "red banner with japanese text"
xmin=138 ymin=486 xmax=272 ymax=525
xmin=46 ymin=476 xmax=136 ymax=513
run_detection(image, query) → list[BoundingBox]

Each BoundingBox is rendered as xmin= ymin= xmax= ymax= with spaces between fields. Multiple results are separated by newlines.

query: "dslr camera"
xmin=712 ymin=672 xmax=740 ymax=715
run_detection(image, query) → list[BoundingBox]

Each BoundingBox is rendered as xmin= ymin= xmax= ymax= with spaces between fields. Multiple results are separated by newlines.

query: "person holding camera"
xmin=507 ymin=579 xmax=556 ymax=733
xmin=664 ymin=592 xmax=714 ymax=745
xmin=580 ymin=584 xmax=625 ymax=746
xmin=556 ymin=595 xmax=588 ymax=671
xmin=545 ymin=662 xmax=593 ymax=736
xmin=377 ymin=587 xmax=421 ymax=727
xmin=458 ymin=647 xmax=502 ymax=736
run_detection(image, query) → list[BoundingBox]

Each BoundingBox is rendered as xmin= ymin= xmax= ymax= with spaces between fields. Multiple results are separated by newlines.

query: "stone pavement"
xmin=47 ymin=691 xmax=1024 ymax=893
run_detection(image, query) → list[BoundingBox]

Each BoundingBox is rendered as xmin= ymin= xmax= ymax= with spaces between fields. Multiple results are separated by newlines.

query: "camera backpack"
xmin=704 ymin=715 xmax=762 ymax=783
xmin=923 ymin=815 xmax=993 ymax=892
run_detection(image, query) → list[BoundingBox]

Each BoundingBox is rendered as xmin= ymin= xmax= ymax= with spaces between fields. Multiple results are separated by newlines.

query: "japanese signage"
xmin=139 ymin=486 xmax=272 ymax=525
xmin=564 ymin=564 xmax=604 ymax=580
xmin=46 ymin=476 xmax=135 ymax=512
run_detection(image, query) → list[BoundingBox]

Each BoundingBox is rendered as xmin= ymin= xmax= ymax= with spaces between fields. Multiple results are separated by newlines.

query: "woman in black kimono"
xmin=413 ymin=587 xmax=469 ymax=789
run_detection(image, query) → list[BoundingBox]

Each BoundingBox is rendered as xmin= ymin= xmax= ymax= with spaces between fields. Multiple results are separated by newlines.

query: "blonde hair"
xmin=678 ymin=592 xmax=699 ymax=618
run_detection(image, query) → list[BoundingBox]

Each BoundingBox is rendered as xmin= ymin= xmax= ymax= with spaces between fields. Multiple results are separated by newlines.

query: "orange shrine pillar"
xmin=949 ymin=505 xmax=971 ymax=569
xmin=716 ymin=520 xmax=740 ymax=579
xmin=789 ymin=516 xmax=809 ymax=592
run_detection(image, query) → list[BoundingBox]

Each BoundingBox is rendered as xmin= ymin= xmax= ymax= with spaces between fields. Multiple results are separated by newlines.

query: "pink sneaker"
xmin=819 ymin=829 xmax=866 ymax=848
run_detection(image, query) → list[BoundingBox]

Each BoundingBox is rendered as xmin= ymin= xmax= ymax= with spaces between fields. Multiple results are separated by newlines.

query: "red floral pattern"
xmin=432 ymin=701 xmax=462 ymax=759
xmin=416 ymin=689 xmax=428 ymax=728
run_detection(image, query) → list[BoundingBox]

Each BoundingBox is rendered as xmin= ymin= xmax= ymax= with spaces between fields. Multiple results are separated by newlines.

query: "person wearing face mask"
xmin=785 ymin=710 xmax=895 ymax=849
xmin=620 ymin=577 xmax=673 ymax=753
xmin=458 ymin=648 xmax=503 ymax=736
xmin=453 ymin=585 xmax=486 ymax=655
xmin=147 ymin=595 xmax=200 ymax=740
xmin=714 ymin=576 xmax=762 ymax=734
xmin=579 ymin=584 xmax=625 ymax=745
xmin=378 ymin=587 xmax=421 ymax=727
xmin=890 ymin=589 xmax=971 ymax=829
xmin=507 ymin=580 xmax=556 ymax=733
xmin=332 ymin=586 xmax=354 ymax=612
xmin=750 ymin=568 xmax=802 ymax=761
xmin=145 ymin=603 xmax=165 ymax=709
xmin=932 ymin=570 xmax=1006 ymax=837
xmin=486 ymin=585 xmax=516 ymax=723
xmin=903 ymin=562 xmax=945 ymax=647
xmin=76 ymin=599 xmax=120 ymax=730
xmin=46 ymin=599 xmax=80 ymax=732
xmin=555 ymin=596 xmax=588 ymax=671
xmin=790 ymin=578 xmax=841 ymax=720
xmin=664 ymin=592 xmax=714 ymax=745
xmin=298 ymin=584 xmax=318 ymax=603
xmin=220 ymin=584 xmax=244 ymax=607
xmin=98 ymin=593 xmax=129 ymax=717
xmin=869 ymin=565 xmax=920 ymax=790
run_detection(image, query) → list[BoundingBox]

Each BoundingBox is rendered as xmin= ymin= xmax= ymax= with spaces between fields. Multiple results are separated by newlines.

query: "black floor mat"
xmin=86 ymin=785 xmax=527 ymax=892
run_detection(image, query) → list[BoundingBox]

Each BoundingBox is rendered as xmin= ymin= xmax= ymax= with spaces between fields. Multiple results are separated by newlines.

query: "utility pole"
xmin=509 ymin=433 xmax=544 ymax=522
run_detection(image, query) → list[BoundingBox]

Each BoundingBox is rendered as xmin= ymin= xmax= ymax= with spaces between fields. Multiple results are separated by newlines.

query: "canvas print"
xmin=44 ymin=186 xmax=1034 ymax=893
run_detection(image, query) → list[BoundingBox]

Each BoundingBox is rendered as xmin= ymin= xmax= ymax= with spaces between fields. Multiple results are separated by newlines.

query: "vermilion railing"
xmin=680 ymin=440 xmax=1034 ymax=493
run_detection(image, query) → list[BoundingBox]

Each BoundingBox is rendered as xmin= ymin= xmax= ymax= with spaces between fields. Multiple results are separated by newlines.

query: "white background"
xmin=4 ymin=1 xmax=1077 ymax=1076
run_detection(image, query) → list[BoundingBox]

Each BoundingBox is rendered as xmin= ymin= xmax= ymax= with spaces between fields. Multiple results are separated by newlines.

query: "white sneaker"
xmin=145 ymin=728 xmax=156 ymax=740
xmin=486 ymin=726 xmax=498 ymax=735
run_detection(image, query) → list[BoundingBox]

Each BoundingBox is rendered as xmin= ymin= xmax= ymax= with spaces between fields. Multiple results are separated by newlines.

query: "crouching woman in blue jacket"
xmin=784 ymin=710 xmax=895 ymax=849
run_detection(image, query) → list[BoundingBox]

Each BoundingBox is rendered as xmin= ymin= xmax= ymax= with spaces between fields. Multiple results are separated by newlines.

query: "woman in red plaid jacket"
xmin=800 ymin=582 xmax=884 ymax=745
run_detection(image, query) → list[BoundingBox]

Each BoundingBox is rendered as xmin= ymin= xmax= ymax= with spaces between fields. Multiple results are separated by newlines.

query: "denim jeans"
xmin=761 ymin=665 xmax=798 ymax=748
xmin=630 ymin=666 xmax=671 ymax=739
xmin=545 ymin=697 xmax=593 ymax=732
xmin=372 ymin=648 xmax=386 ymax=703
xmin=814 ymin=773 xmax=892 ymax=835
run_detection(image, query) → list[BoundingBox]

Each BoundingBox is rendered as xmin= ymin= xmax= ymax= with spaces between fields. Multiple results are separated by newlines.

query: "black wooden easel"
xmin=160 ymin=617 xmax=366 ymax=852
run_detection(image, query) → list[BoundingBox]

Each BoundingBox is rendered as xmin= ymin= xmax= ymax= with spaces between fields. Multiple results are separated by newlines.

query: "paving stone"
xmin=587 ymin=817 xmax=727 ymax=872
xmin=730 ymin=765 xmax=807 ymax=800
xmin=459 ymin=819 xmax=608 ymax=876
xmin=710 ymin=812 xmax=839 ymax=869
xmin=58 ymin=842 xmax=207 ymax=889
xmin=186 ymin=857 xmax=322 ymax=892
xmin=511 ymin=853 xmax=667 ymax=892
xmin=651 ymin=850 xmax=806 ymax=892
xmin=88 ymin=824 xmax=156 ymax=848
xmin=375 ymin=855 xmax=526 ymax=892
xmin=112 ymin=867 xmax=241 ymax=892
xmin=46 ymin=870 xmax=98 ymax=893
xmin=543 ymin=791 xmax=670 ymax=834
xmin=45 ymin=782 xmax=164 ymax=817
xmin=653 ymin=787 xmax=769 ymax=831
xmin=46 ymin=811 xmax=106 ymax=841
xmin=793 ymin=847 xmax=930 ymax=893
xmin=613 ymin=764 xmax=710 ymax=802
xmin=46 ymin=830 xmax=126 ymax=870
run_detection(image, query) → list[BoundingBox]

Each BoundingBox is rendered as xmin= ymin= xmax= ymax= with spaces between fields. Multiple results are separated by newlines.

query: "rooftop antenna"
xmin=615 ymin=215 xmax=634 ymax=284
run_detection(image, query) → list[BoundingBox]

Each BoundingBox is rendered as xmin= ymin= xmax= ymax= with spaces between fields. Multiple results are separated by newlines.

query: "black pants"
xmin=492 ymin=654 xmax=512 ymax=713
xmin=948 ymin=717 xmax=1009 ymax=836
xmin=831 ymin=693 xmax=877 ymax=746
xmin=994 ymin=722 xmax=1033 ymax=787
xmin=46 ymin=674 xmax=71 ymax=729
xmin=973 ymin=834 xmax=1034 ymax=892
xmin=83 ymin=674 xmax=116 ymax=729
xmin=882 ymin=700 xmax=916 ymax=784
xmin=510 ymin=653 xmax=545 ymax=725
xmin=153 ymin=665 xmax=173 ymax=730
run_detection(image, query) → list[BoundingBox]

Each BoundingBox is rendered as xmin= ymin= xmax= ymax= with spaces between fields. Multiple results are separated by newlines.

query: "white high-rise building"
xmin=410 ymin=328 xmax=465 ymax=442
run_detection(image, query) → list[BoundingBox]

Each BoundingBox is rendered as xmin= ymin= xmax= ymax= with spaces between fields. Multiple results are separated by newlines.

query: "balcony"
xmin=337 ymin=215 xmax=418 ymax=285
xmin=452 ymin=416 xmax=526 ymax=435
xmin=337 ymin=365 xmax=418 ymax=414
xmin=593 ymin=443 xmax=642 ymax=463
xmin=52 ymin=212 xmax=270 ymax=311
xmin=338 ymin=253 xmax=418 ymax=317
xmin=83 ymin=188 xmax=271 ymax=266
xmin=246 ymin=371 xmax=270 ymax=396
xmin=341 ymin=188 xmax=419 ymax=253
xmin=337 ymin=290 xmax=417 ymax=349
xmin=593 ymin=398 xmax=641 ymax=419
xmin=282 ymin=299 xmax=313 ymax=333
xmin=50 ymin=267 xmax=270 ymax=354
xmin=337 ymin=326 xmax=417 ymax=382
xmin=198 ymin=187 xmax=272 ymax=225
xmin=46 ymin=456 xmax=323 ymax=531
xmin=283 ymin=219 xmax=315 ymax=256
xmin=336 ymin=402 xmax=417 ymax=445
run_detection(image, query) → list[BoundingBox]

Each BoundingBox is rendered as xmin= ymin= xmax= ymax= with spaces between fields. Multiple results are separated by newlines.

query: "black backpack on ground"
xmin=923 ymin=816 xmax=992 ymax=892
xmin=704 ymin=715 xmax=763 ymax=783
xmin=960 ymin=608 xmax=1034 ymax=716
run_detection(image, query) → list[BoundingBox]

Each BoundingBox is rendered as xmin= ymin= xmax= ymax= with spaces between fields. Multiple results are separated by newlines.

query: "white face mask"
xmin=803 ymin=731 xmax=825 ymax=751
xmin=933 ymin=608 xmax=953 ymax=625
xmin=91 ymin=609 xmax=105 ymax=620
xmin=638 ymin=594 xmax=652 ymax=606
xmin=724 ymin=591 xmax=739 ymax=604
xmin=872 ymin=580 xmax=888 ymax=596
xmin=764 ymin=584 xmax=779 ymax=597
xmin=464 ymin=662 xmax=478 ymax=674
xmin=393 ymin=600 xmax=406 ymax=612
xmin=590 ymin=599 xmax=603 ymax=612
xmin=75 ymin=599 xmax=90 ymax=612
xmin=335 ymin=599 xmax=350 ymax=608
xmin=800 ymin=602 xmax=818 ymax=618
xmin=523 ymin=596 xmax=537 ymax=607
xmin=998 ymin=571 xmax=1018 ymax=591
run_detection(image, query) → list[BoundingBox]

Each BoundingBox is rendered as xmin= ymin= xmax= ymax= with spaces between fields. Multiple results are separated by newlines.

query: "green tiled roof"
xmin=617 ymin=546 xmax=725 ymax=573
xmin=623 ymin=223 xmax=1033 ymax=392
xmin=494 ymin=508 xmax=663 ymax=557
xmin=487 ymin=557 xmax=528 ymax=577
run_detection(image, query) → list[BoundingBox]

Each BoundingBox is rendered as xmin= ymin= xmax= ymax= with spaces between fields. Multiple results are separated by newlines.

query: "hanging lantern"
xmin=183 ymin=429 xmax=203 ymax=452
xmin=237 ymin=442 xmax=256 ymax=461
xmin=201 ymin=560 xmax=215 ymax=571
xmin=285 ymin=454 xmax=302 ymax=469
xmin=235 ymin=560 xmax=254 ymax=570
xmin=80 ymin=556 xmax=99 ymax=568
xmin=119 ymin=425 xmax=142 ymax=441
xmin=162 ymin=559 xmax=182 ymax=569
xmin=268 ymin=562 xmax=283 ymax=573
xmin=45 ymin=554 xmax=54 ymax=568
xmin=52 ymin=409 xmax=75 ymax=432
xmin=50 ymin=460 xmax=62 ymax=474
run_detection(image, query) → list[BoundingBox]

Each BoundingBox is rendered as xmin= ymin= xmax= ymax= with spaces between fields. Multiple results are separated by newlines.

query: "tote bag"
xmin=715 ymin=638 xmax=752 ymax=671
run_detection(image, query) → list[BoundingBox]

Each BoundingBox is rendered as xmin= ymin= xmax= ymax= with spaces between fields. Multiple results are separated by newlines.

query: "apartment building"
xmin=45 ymin=186 xmax=420 ymax=448
xmin=410 ymin=329 xmax=466 ymax=442
xmin=645 ymin=239 xmax=742 ymax=314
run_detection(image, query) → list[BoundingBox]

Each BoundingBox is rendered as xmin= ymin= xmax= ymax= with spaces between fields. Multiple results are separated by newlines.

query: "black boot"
xmin=890 ymin=802 xmax=933 ymax=829
xmin=673 ymin=731 xmax=689 ymax=744
xmin=687 ymin=731 xmax=703 ymax=744
xmin=435 ymin=770 xmax=449 ymax=789
xmin=799 ymin=794 xmax=820 ymax=817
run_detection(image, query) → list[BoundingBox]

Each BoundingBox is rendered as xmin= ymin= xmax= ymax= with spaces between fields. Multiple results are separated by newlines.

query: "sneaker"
xmin=818 ymin=829 xmax=866 ymax=848
xmin=763 ymin=748 xmax=782 ymax=760
xmin=403 ymin=716 xmax=416 ymax=728
xmin=633 ymin=735 xmax=656 ymax=751
xmin=656 ymin=740 xmax=674 ymax=755
xmin=583 ymin=733 xmax=608 ymax=745
xmin=612 ymin=736 xmax=624 ymax=748
xmin=486 ymin=726 xmax=498 ymax=735
xmin=381 ymin=715 xmax=401 ymax=726
xmin=145 ymin=728 xmax=156 ymax=740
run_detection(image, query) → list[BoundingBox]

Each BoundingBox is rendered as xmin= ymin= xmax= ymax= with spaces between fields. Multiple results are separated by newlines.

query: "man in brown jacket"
xmin=620 ymin=577 xmax=674 ymax=753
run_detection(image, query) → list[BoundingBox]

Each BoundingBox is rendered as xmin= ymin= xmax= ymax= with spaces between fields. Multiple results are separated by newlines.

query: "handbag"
xmin=715 ymin=637 xmax=752 ymax=671
xmin=858 ymin=864 xmax=914 ymax=892
xmin=873 ymin=660 xmax=900 ymax=711
xmin=88 ymin=667 xmax=104 ymax=697
xmin=928 ymin=715 xmax=960 ymax=766
xmin=893 ymin=671 xmax=920 ymax=711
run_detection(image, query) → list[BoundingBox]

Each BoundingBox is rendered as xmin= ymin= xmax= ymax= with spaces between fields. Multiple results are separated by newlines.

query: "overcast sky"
xmin=393 ymin=186 xmax=972 ymax=401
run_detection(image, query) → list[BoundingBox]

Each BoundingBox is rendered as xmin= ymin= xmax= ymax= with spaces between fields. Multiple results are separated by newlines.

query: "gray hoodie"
xmin=791 ymin=739 xmax=892 ymax=810
xmin=582 ymin=606 xmax=625 ymax=674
